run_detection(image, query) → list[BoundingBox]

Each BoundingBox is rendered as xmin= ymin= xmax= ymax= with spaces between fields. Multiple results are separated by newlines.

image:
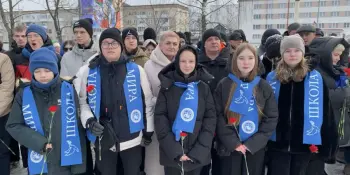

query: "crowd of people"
xmin=0 ymin=17 xmax=350 ymax=175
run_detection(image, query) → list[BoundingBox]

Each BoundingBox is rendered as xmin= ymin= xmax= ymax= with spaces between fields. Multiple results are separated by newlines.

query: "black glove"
xmin=86 ymin=118 xmax=104 ymax=137
xmin=142 ymin=132 xmax=153 ymax=146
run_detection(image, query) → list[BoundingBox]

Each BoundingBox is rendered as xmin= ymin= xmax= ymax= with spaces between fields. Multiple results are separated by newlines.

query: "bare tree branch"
xmin=205 ymin=0 xmax=232 ymax=16
xmin=177 ymin=0 xmax=201 ymax=10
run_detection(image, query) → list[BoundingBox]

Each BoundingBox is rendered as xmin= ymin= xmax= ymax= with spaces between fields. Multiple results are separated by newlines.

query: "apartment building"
xmin=239 ymin=0 xmax=350 ymax=44
xmin=123 ymin=3 xmax=189 ymax=41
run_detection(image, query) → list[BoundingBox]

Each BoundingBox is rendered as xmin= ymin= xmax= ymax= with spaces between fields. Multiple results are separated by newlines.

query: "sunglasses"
xmin=64 ymin=47 xmax=73 ymax=52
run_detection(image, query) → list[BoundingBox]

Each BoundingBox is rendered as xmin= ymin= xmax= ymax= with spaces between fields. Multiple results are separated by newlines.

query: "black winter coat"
xmin=6 ymin=79 xmax=87 ymax=175
xmin=88 ymin=55 xmax=152 ymax=145
xmin=198 ymin=47 xmax=230 ymax=93
xmin=154 ymin=63 xmax=216 ymax=171
xmin=215 ymin=77 xmax=279 ymax=155
xmin=267 ymin=73 xmax=338 ymax=163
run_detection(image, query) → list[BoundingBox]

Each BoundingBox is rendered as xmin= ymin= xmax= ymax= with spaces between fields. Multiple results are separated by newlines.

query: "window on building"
xmin=253 ymin=25 xmax=261 ymax=29
xmin=161 ymin=27 xmax=168 ymax=31
xmin=347 ymin=0 xmax=350 ymax=5
xmin=331 ymin=11 xmax=339 ymax=16
xmin=289 ymin=13 xmax=294 ymax=18
xmin=265 ymin=24 xmax=273 ymax=29
xmin=344 ymin=23 xmax=350 ymax=28
xmin=319 ymin=1 xmax=326 ymax=6
xmin=300 ymin=12 xmax=312 ymax=18
xmin=253 ymin=34 xmax=262 ymax=39
xmin=318 ymin=23 xmax=325 ymax=28
xmin=331 ymin=0 xmax=340 ymax=6
xmin=277 ymin=24 xmax=286 ymax=29
xmin=319 ymin=12 xmax=326 ymax=17
xmin=266 ymin=14 xmax=273 ymax=19
xmin=279 ymin=13 xmax=286 ymax=19
xmin=267 ymin=3 xmax=273 ymax=9
xmin=330 ymin=23 xmax=339 ymax=28
xmin=279 ymin=3 xmax=287 ymax=8
xmin=253 ymin=14 xmax=261 ymax=19
xmin=290 ymin=3 xmax=295 ymax=8
xmin=346 ymin=11 xmax=350 ymax=16
xmin=304 ymin=2 xmax=312 ymax=7
xmin=254 ymin=4 xmax=262 ymax=9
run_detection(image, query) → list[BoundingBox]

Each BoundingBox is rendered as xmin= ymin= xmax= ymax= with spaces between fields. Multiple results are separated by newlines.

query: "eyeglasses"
xmin=27 ymin=34 xmax=41 ymax=39
xmin=101 ymin=42 xmax=120 ymax=49
xmin=64 ymin=47 xmax=73 ymax=52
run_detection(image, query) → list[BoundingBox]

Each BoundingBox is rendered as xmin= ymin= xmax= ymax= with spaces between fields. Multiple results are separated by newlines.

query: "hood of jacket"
xmin=72 ymin=40 xmax=98 ymax=57
xmin=132 ymin=47 xmax=148 ymax=60
xmin=309 ymin=37 xmax=350 ymax=77
xmin=158 ymin=62 xmax=214 ymax=89
xmin=149 ymin=45 xmax=172 ymax=67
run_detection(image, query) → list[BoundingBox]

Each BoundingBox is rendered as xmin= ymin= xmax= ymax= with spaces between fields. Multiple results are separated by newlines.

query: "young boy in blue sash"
xmin=6 ymin=47 xmax=86 ymax=175
xmin=266 ymin=35 xmax=337 ymax=175
xmin=215 ymin=43 xmax=278 ymax=175
xmin=154 ymin=45 xmax=216 ymax=175
xmin=74 ymin=28 xmax=154 ymax=175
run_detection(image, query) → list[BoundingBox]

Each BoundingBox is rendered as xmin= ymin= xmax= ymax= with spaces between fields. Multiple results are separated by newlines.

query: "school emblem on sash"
xmin=181 ymin=108 xmax=194 ymax=122
xmin=30 ymin=151 xmax=43 ymax=163
xmin=130 ymin=109 xmax=142 ymax=123
xmin=242 ymin=120 xmax=256 ymax=134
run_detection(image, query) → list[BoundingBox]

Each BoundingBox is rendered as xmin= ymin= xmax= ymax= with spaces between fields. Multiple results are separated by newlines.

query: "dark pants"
xmin=165 ymin=167 xmax=202 ymax=175
xmin=9 ymin=137 xmax=19 ymax=162
xmin=345 ymin=147 xmax=350 ymax=163
xmin=305 ymin=154 xmax=326 ymax=175
xmin=200 ymin=146 xmax=220 ymax=175
xmin=0 ymin=114 xmax=11 ymax=175
xmin=85 ymin=138 xmax=94 ymax=175
xmin=219 ymin=148 xmax=265 ymax=175
xmin=95 ymin=146 xmax=142 ymax=175
xmin=267 ymin=150 xmax=311 ymax=175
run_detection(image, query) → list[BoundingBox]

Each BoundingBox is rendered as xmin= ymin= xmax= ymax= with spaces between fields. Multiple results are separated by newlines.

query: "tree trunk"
xmin=201 ymin=0 xmax=207 ymax=34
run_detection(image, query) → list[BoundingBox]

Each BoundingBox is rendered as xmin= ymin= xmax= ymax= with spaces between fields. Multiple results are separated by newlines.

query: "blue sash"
xmin=172 ymin=82 xmax=199 ymax=141
xmin=267 ymin=70 xmax=323 ymax=145
xmin=23 ymin=82 xmax=82 ymax=175
xmin=228 ymin=74 xmax=260 ymax=142
xmin=87 ymin=67 xmax=101 ymax=143
xmin=87 ymin=62 xmax=144 ymax=138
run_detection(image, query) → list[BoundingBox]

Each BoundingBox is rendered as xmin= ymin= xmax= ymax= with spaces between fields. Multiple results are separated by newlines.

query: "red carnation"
xmin=229 ymin=117 xmax=237 ymax=125
xmin=180 ymin=132 xmax=188 ymax=137
xmin=309 ymin=144 xmax=319 ymax=153
xmin=48 ymin=105 xmax=58 ymax=113
xmin=86 ymin=85 xmax=95 ymax=93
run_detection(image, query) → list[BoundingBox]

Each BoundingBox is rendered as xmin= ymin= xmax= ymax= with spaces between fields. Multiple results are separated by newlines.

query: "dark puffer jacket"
xmin=198 ymin=47 xmax=230 ymax=92
xmin=215 ymin=77 xmax=278 ymax=155
xmin=309 ymin=37 xmax=350 ymax=67
xmin=155 ymin=62 xmax=216 ymax=172
xmin=315 ymin=38 xmax=350 ymax=147
xmin=267 ymin=69 xmax=338 ymax=163
xmin=6 ymin=79 xmax=87 ymax=175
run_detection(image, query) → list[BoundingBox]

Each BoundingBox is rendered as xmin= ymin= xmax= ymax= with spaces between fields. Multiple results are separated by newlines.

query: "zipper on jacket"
xmin=288 ymin=82 xmax=294 ymax=152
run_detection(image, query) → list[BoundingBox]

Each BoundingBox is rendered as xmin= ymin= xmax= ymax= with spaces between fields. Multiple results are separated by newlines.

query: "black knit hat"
xmin=229 ymin=32 xmax=243 ymax=41
xmin=122 ymin=27 xmax=139 ymax=42
xmin=261 ymin=29 xmax=281 ymax=46
xmin=99 ymin=28 xmax=123 ymax=52
xmin=265 ymin=34 xmax=283 ymax=59
xmin=233 ymin=29 xmax=247 ymax=42
xmin=143 ymin=27 xmax=157 ymax=41
xmin=288 ymin=23 xmax=301 ymax=32
xmin=73 ymin=18 xmax=93 ymax=38
xmin=202 ymin=29 xmax=221 ymax=43
xmin=316 ymin=28 xmax=324 ymax=37
xmin=176 ymin=32 xmax=187 ymax=41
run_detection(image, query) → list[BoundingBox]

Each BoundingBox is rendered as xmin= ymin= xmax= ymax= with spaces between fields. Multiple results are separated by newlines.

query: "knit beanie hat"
xmin=202 ymin=29 xmax=221 ymax=43
xmin=265 ymin=34 xmax=283 ymax=59
xmin=261 ymin=29 xmax=281 ymax=46
xmin=99 ymin=28 xmax=123 ymax=52
xmin=280 ymin=34 xmax=305 ymax=55
xmin=73 ymin=18 xmax=93 ymax=38
xmin=122 ymin=27 xmax=139 ymax=42
xmin=26 ymin=24 xmax=48 ymax=42
xmin=143 ymin=27 xmax=157 ymax=41
xmin=29 ymin=47 xmax=58 ymax=75
xmin=229 ymin=32 xmax=243 ymax=41
xmin=288 ymin=23 xmax=301 ymax=32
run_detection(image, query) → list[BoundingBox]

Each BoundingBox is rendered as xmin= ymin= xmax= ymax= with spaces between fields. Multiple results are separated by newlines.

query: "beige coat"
xmin=0 ymin=53 xmax=15 ymax=117
xmin=144 ymin=46 xmax=172 ymax=175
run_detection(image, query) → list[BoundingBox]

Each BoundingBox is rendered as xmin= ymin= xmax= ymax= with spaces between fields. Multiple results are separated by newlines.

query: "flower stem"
xmin=181 ymin=138 xmax=184 ymax=175
xmin=41 ymin=112 xmax=55 ymax=175
xmin=0 ymin=138 xmax=16 ymax=156
xmin=232 ymin=125 xmax=250 ymax=175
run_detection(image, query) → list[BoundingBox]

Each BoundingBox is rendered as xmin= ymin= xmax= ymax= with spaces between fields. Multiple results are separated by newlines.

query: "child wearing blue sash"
xmin=266 ymin=35 xmax=337 ymax=175
xmin=6 ymin=47 xmax=86 ymax=175
xmin=215 ymin=43 xmax=278 ymax=175
xmin=74 ymin=28 xmax=154 ymax=175
xmin=308 ymin=38 xmax=350 ymax=174
xmin=154 ymin=45 xmax=216 ymax=175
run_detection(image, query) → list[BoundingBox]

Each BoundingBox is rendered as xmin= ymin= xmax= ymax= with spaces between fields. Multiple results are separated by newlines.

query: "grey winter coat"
xmin=60 ymin=42 xmax=98 ymax=77
xmin=6 ymin=79 xmax=87 ymax=175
